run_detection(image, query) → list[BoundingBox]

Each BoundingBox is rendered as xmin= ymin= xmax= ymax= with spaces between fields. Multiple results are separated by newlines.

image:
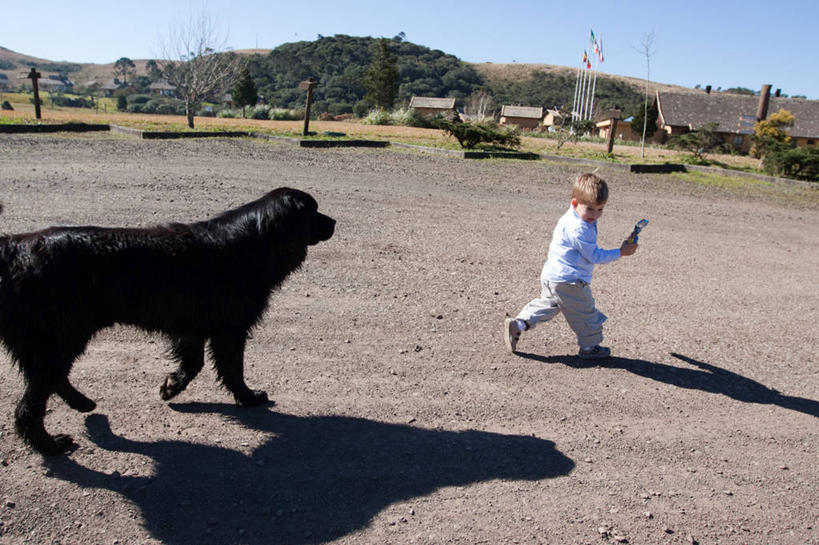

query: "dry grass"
xmin=1 ymin=105 xmax=764 ymax=170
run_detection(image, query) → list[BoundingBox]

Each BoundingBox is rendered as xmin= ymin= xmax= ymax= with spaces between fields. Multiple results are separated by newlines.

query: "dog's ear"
xmin=257 ymin=189 xmax=318 ymax=249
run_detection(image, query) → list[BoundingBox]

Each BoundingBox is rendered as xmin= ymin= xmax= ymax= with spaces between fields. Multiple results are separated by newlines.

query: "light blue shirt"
xmin=541 ymin=207 xmax=621 ymax=284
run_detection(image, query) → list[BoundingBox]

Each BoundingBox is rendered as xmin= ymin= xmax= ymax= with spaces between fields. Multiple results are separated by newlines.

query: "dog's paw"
xmin=236 ymin=389 xmax=269 ymax=407
xmin=38 ymin=434 xmax=77 ymax=456
xmin=68 ymin=396 xmax=97 ymax=413
xmin=160 ymin=373 xmax=186 ymax=401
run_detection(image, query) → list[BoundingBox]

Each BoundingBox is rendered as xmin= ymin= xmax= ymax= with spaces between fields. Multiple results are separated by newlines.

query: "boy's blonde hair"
xmin=571 ymin=173 xmax=609 ymax=205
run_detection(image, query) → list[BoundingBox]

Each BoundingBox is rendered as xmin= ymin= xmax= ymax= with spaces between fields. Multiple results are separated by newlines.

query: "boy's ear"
xmin=571 ymin=198 xmax=578 ymax=208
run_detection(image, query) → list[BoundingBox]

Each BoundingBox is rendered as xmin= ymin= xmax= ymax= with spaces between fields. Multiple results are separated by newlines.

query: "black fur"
xmin=0 ymin=188 xmax=335 ymax=455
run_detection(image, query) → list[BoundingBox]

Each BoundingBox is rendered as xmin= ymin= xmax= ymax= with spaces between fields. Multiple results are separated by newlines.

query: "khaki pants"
xmin=516 ymin=279 xmax=606 ymax=348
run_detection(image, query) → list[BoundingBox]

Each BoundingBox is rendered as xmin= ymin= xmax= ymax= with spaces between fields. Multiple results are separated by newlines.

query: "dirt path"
xmin=0 ymin=134 xmax=816 ymax=545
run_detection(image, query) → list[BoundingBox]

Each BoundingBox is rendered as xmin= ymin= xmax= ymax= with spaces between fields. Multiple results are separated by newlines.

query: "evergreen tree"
xmin=232 ymin=66 xmax=258 ymax=118
xmin=363 ymin=38 xmax=399 ymax=109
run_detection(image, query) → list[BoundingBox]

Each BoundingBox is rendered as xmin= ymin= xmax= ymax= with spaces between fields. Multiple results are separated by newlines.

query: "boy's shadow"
xmin=518 ymin=351 xmax=818 ymax=418
xmin=46 ymin=407 xmax=574 ymax=545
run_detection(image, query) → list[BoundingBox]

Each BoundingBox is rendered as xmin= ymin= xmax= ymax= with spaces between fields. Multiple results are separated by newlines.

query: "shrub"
xmin=1 ymin=100 xmax=13 ymax=111
xmin=269 ymin=108 xmax=303 ymax=121
xmin=217 ymin=109 xmax=237 ymax=118
xmin=51 ymin=95 xmax=96 ymax=108
xmin=116 ymin=95 xmax=127 ymax=111
xmin=390 ymin=107 xmax=431 ymax=128
xmin=250 ymin=105 xmax=271 ymax=119
xmin=436 ymin=118 xmax=521 ymax=149
xmin=667 ymin=122 xmax=725 ymax=159
xmin=762 ymin=146 xmax=819 ymax=182
xmin=362 ymin=108 xmax=392 ymax=125
xmin=126 ymin=94 xmax=151 ymax=105
xmin=353 ymin=100 xmax=370 ymax=118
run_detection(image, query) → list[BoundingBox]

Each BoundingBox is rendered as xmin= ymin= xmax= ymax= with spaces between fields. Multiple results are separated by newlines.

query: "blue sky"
xmin=2 ymin=0 xmax=816 ymax=99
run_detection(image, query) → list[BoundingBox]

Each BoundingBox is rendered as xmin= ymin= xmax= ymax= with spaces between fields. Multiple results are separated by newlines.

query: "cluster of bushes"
xmin=51 ymin=95 xmax=96 ymax=108
xmin=435 ymin=118 xmax=521 ymax=149
xmin=361 ymin=107 xmax=436 ymax=128
xmin=119 ymin=94 xmax=186 ymax=115
xmin=761 ymin=144 xmax=819 ymax=182
xmin=217 ymin=105 xmax=304 ymax=120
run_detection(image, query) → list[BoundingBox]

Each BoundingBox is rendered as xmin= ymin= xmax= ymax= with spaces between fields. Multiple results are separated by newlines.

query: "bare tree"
xmin=464 ymin=90 xmax=496 ymax=121
xmin=157 ymin=9 xmax=240 ymax=128
xmin=635 ymin=31 xmax=655 ymax=159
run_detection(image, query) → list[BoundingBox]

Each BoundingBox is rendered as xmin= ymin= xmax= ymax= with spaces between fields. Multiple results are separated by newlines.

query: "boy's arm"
xmin=573 ymin=231 xmax=622 ymax=264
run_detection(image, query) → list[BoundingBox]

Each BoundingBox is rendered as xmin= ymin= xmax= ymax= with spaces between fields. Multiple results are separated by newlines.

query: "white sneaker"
xmin=504 ymin=318 xmax=520 ymax=353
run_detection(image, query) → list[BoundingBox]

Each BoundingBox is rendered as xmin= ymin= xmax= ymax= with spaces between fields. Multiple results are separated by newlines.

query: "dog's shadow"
xmin=517 ymin=351 xmax=819 ymax=418
xmin=46 ymin=407 xmax=574 ymax=545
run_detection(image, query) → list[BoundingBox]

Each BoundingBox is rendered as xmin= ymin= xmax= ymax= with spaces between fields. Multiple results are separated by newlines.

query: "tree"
xmin=750 ymin=108 xmax=794 ymax=158
xmin=157 ymin=9 xmax=241 ymax=128
xmin=630 ymin=96 xmax=658 ymax=140
xmin=634 ymin=31 xmax=656 ymax=158
xmin=232 ymin=66 xmax=257 ymax=118
xmin=667 ymin=122 xmax=724 ymax=160
xmin=145 ymin=59 xmax=162 ymax=81
xmin=113 ymin=57 xmax=136 ymax=85
xmin=363 ymin=38 xmax=399 ymax=110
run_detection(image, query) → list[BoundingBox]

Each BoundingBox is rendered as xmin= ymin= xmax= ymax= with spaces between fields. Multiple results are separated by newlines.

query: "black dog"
xmin=0 ymin=188 xmax=335 ymax=455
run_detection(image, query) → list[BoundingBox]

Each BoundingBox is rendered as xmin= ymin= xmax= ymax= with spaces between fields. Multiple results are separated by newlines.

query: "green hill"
xmin=245 ymin=35 xmax=648 ymax=116
xmin=2 ymin=37 xmax=688 ymax=118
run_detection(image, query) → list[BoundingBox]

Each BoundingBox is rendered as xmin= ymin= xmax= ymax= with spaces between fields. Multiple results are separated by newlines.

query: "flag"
xmin=590 ymin=29 xmax=596 ymax=44
xmin=583 ymin=51 xmax=591 ymax=69
xmin=597 ymin=37 xmax=604 ymax=62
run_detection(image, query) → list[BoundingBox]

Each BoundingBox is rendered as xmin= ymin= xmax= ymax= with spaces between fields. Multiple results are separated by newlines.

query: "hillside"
xmin=1 ymin=38 xmax=695 ymax=116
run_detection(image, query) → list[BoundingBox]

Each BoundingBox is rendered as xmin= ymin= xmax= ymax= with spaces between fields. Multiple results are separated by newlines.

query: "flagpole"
xmin=572 ymin=60 xmax=582 ymax=123
xmin=579 ymin=58 xmax=588 ymax=121
xmin=589 ymin=56 xmax=598 ymax=122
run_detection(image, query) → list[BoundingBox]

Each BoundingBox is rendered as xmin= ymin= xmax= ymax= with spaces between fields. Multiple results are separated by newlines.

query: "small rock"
xmin=643 ymin=511 xmax=653 ymax=519
xmin=723 ymin=490 xmax=733 ymax=496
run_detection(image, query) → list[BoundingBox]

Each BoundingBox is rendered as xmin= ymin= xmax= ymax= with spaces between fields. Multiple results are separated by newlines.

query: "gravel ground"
xmin=0 ymin=134 xmax=817 ymax=545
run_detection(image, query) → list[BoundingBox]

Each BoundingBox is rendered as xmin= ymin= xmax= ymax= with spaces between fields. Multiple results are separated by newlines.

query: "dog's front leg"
xmin=55 ymin=378 xmax=97 ymax=412
xmin=160 ymin=336 xmax=206 ymax=401
xmin=209 ymin=333 xmax=269 ymax=407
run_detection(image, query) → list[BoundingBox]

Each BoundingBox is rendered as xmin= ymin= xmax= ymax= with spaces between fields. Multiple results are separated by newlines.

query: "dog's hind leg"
xmin=15 ymin=373 xmax=76 ymax=455
xmin=209 ymin=332 xmax=269 ymax=407
xmin=55 ymin=378 xmax=96 ymax=412
xmin=160 ymin=335 xmax=206 ymax=401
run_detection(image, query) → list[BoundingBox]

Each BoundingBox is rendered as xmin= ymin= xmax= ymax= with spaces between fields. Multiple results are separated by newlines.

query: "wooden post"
xmin=26 ymin=68 xmax=42 ymax=119
xmin=298 ymin=78 xmax=317 ymax=136
xmin=606 ymin=117 xmax=618 ymax=154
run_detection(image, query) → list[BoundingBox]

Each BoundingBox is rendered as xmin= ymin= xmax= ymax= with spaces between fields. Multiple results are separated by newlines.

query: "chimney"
xmin=705 ymin=85 xmax=711 ymax=94
xmin=775 ymin=88 xmax=781 ymax=97
xmin=756 ymin=84 xmax=772 ymax=121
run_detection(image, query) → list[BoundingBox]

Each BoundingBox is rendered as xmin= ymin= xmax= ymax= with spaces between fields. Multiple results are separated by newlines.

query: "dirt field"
xmin=0 ymin=134 xmax=816 ymax=545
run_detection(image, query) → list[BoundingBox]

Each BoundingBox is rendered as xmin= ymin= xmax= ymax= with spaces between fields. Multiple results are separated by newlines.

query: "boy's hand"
xmin=620 ymin=240 xmax=638 ymax=256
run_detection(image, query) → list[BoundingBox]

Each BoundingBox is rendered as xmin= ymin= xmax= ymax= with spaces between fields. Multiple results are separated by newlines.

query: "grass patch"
xmin=670 ymin=169 xmax=819 ymax=206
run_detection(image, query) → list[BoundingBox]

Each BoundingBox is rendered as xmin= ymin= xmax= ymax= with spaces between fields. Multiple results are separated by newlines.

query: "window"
xmin=732 ymin=135 xmax=744 ymax=146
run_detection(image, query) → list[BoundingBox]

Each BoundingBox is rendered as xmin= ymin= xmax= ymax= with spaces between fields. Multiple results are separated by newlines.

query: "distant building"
xmin=656 ymin=86 xmax=819 ymax=152
xmin=34 ymin=77 xmax=73 ymax=92
xmin=409 ymin=96 xmax=457 ymax=118
xmin=499 ymin=105 xmax=544 ymax=129
xmin=149 ymin=80 xmax=176 ymax=97
xmin=543 ymin=108 xmax=565 ymax=128
xmin=596 ymin=118 xmax=641 ymax=142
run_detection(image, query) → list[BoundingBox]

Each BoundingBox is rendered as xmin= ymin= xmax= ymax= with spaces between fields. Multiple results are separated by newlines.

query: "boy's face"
xmin=572 ymin=199 xmax=606 ymax=223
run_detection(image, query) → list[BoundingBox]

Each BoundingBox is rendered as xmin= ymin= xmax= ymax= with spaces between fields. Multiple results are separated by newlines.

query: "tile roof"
xmin=657 ymin=91 xmax=819 ymax=138
xmin=409 ymin=96 xmax=456 ymax=109
xmin=501 ymin=105 xmax=544 ymax=119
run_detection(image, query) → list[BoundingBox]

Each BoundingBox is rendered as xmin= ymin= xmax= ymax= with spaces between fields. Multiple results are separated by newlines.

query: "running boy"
xmin=504 ymin=173 xmax=638 ymax=358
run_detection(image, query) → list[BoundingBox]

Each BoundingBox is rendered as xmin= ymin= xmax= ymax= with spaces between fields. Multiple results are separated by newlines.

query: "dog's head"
xmin=262 ymin=187 xmax=335 ymax=248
